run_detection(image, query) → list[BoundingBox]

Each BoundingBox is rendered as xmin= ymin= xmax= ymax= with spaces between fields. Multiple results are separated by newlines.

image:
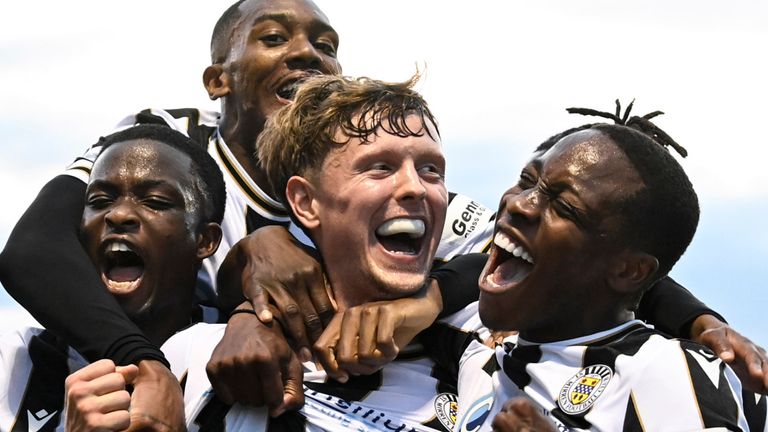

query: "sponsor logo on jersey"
xmin=434 ymin=392 xmax=458 ymax=430
xmin=557 ymin=364 xmax=612 ymax=415
xmin=451 ymin=200 xmax=486 ymax=238
xmin=456 ymin=393 xmax=493 ymax=432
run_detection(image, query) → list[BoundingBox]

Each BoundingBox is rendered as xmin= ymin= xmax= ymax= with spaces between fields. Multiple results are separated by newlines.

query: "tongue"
xmin=107 ymin=266 xmax=143 ymax=282
xmin=491 ymin=258 xmax=529 ymax=285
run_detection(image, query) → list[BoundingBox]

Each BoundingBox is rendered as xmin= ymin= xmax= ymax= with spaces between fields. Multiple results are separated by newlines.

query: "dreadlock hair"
xmin=210 ymin=0 xmax=247 ymax=63
xmin=537 ymin=100 xmax=699 ymax=282
xmin=98 ymin=124 xmax=227 ymax=227
xmin=258 ymin=73 xmax=440 ymax=208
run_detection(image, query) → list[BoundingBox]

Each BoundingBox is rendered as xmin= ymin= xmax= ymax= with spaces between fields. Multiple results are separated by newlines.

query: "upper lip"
xmin=274 ymin=70 xmax=322 ymax=94
xmin=99 ymin=236 xmax=142 ymax=257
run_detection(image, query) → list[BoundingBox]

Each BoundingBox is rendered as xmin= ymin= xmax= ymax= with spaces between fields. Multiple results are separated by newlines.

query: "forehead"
xmin=331 ymin=115 xmax=442 ymax=159
xmin=240 ymin=0 xmax=332 ymax=28
xmin=539 ymin=129 xmax=642 ymax=205
xmin=92 ymin=139 xmax=194 ymax=186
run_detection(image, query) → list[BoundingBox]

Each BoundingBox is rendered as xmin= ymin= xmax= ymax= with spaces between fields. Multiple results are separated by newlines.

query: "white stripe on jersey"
xmin=0 ymin=327 xmax=88 ymax=432
xmin=455 ymin=318 xmax=765 ymax=431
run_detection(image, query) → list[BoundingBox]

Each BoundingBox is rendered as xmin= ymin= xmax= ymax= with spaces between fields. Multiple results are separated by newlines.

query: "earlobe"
xmin=203 ymin=65 xmax=231 ymax=100
xmin=286 ymin=176 xmax=320 ymax=230
xmin=196 ymin=223 xmax=223 ymax=260
xmin=609 ymin=251 xmax=659 ymax=295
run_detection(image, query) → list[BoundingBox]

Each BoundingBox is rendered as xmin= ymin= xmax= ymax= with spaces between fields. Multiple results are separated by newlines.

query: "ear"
xmin=203 ymin=64 xmax=231 ymax=101
xmin=607 ymin=250 xmax=659 ymax=295
xmin=286 ymin=176 xmax=321 ymax=230
xmin=196 ymin=222 xmax=223 ymax=260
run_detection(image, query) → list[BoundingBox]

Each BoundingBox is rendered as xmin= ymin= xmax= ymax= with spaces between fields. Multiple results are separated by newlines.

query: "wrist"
xmin=688 ymin=314 xmax=725 ymax=340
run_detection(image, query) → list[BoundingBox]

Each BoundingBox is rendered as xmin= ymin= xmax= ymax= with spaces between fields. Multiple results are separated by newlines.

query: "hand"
xmin=484 ymin=331 xmax=518 ymax=348
xmin=491 ymin=398 xmax=557 ymax=432
xmin=217 ymin=225 xmax=333 ymax=358
xmin=206 ymin=303 xmax=304 ymax=417
xmin=65 ymin=359 xmax=138 ymax=431
xmin=690 ymin=314 xmax=768 ymax=394
xmin=313 ymin=280 xmax=442 ymax=382
xmin=124 ymin=360 xmax=186 ymax=432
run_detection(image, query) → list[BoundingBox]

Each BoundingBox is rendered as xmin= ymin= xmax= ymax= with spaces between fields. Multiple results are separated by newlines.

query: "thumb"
xmin=116 ymin=364 xmax=140 ymax=385
xmin=272 ymin=355 xmax=305 ymax=417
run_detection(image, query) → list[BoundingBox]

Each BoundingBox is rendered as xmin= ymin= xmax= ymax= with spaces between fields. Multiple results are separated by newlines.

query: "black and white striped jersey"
xmin=0 ymin=327 xmax=88 ymax=432
xmin=63 ymin=108 xmax=496 ymax=299
xmin=444 ymin=308 xmax=767 ymax=432
xmin=161 ymin=306 xmax=485 ymax=432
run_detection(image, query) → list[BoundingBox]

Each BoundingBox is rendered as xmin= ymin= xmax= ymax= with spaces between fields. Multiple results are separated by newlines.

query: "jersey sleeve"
xmin=637 ymin=276 xmax=725 ymax=337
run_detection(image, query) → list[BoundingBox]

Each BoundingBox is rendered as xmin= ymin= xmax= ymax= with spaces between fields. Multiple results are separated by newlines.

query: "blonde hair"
xmin=257 ymin=74 xmax=439 ymax=205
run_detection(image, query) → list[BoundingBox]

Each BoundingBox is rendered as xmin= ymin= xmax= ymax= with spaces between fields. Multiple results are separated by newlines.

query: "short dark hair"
xmin=210 ymin=0 xmax=247 ymax=63
xmin=98 ymin=124 xmax=226 ymax=226
xmin=536 ymin=102 xmax=699 ymax=279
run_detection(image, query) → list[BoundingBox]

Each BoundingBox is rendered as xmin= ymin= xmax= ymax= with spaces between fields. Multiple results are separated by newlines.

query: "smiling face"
xmin=478 ymin=129 xmax=644 ymax=341
xmin=80 ymin=140 xmax=213 ymax=332
xmin=295 ymin=115 xmax=447 ymax=308
xmin=215 ymin=0 xmax=341 ymax=127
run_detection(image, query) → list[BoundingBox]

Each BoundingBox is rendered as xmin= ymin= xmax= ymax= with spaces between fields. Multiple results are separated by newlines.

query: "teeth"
xmin=108 ymin=242 xmax=132 ymax=252
xmin=376 ymin=218 xmax=425 ymax=238
xmin=493 ymin=232 xmax=534 ymax=264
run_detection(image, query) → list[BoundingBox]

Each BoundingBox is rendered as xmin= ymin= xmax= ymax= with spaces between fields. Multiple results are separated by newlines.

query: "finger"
xmin=257 ymin=358 xmax=285 ymax=410
xmin=357 ymin=307 xmax=379 ymax=360
xmin=313 ymin=314 xmax=346 ymax=382
xmin=268 ymin=288 xmax=311 ymax=358
xmin=246 ymin=283 xmax=274 ymax=324
xmin=336 ymin=310 xmax=362 ymax=373
xmin=291 ymin=277 xmax=323 ymax=352
xmin=116 ymin=364 xmax=139 ymax=385
xmin=98 ymin=409 xmax=132 ymax=431
xmin=94 ymin=389 xmax=133 ymax=413
xmin=374 ymin=309 xmax=399 ymax=362
xmin=308 ymin=268 xmax=335 ymax=329
xmin=84 ymin=372 xmax=131 ymax=397
xmin=271 ymin=353 xmax=305 ymax=417
xmin=67 ymin=359 xmax=117 ymax=384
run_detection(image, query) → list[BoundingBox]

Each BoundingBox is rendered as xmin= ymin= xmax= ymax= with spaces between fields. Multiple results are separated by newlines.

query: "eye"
xmin=369 ymin=162 xmax=392 ymax=173
xmin=86 ymin=194 xmax=112 ymax=209
xmin=418 ymin=164 xmax=445 ymax=181
xmin=143 ymin=196 xmax=174 ymax=211
xmin=260 ymin=33 xmax=288 ymax=46
xmin=517 ymin=170 xmax=537 ymax=189
xmin=314 ymin=40 xmax=337 ymax=57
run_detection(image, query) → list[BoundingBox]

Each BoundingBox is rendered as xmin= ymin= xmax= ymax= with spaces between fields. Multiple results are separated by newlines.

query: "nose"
xmin=394 ymin=163 xmax=427 ymax=202
xmin=285 ymin=35 xmax=325 ymax=71
xmin=503 ymin=188 xmax=543 ymax=222
xmin=104 ymin=200 xmax=140 ymax=233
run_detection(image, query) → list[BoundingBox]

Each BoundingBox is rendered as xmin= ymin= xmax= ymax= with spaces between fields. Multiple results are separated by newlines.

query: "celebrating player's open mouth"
xmin=99 ymin=239 xmax=146 ymax=295
xmin=480 ymin=227 xmax=535 ymax=294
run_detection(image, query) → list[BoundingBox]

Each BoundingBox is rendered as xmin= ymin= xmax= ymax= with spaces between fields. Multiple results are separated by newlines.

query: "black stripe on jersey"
xmin=743 ymin=390 xmax=767 ymax=431
xmin=214 ymin=139 xmax=288 ymax=217
xmin=680 ymin=341 xmax=742 ymax=429
xmin=245 ymin=207 xmax=290 ymax=235
xmin=193 ymin=395 xmax=231 ymax=432
xmin=179 ymin=370 xmax=189 ymax=393
xmin=501 ymin=342 xmax=542 ymax=389
xmin=304 ymin=372 xmax=383 ymax=402
xmin=582 ymin=324 xmax=654 ymax=370
xmin=621 ymin=392 xmax=644 ymax=432
xmin=267 ymin=411 xmax=308 ymax=431
xmin=482 ymin=355 xmax=499 ymax=378
xmin=11 ymin=331 xmax=69 ymax=432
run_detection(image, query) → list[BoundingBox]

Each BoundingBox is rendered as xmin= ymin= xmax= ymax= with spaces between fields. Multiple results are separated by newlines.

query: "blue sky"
xmin=1 ymin=0 xmax=765 ymax=347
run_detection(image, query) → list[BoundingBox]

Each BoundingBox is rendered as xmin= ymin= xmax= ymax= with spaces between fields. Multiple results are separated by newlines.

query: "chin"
xmin=478 ymin=294 xmax=516 ymax=331
xmin=372 ymin=270 xmax=426 ymax=299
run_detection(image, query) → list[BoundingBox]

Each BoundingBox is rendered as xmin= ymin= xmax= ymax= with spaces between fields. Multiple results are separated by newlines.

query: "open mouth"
xmin=375 ymin=218 xmax=426 ymax=256
xmin=482 ymin=231 xmax=534 ymax=289
xmin=101 ymin=241 xmax=145 ymax=293
xmin=276 ymin=71 xmax=321 ymax=101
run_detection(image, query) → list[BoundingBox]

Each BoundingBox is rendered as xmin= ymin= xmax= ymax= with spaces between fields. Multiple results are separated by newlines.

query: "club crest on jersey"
xmin=434 ymin=392 xmax=458 ymax=430
xmin=557 ymin=364 xmax=612 ymax=415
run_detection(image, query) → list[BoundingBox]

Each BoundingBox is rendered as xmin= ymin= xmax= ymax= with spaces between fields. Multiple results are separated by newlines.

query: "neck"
xmin=519 ymin=308 xmax=635 ymax=343
xmin=218 ymin=105 xmax=273 ymax=195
